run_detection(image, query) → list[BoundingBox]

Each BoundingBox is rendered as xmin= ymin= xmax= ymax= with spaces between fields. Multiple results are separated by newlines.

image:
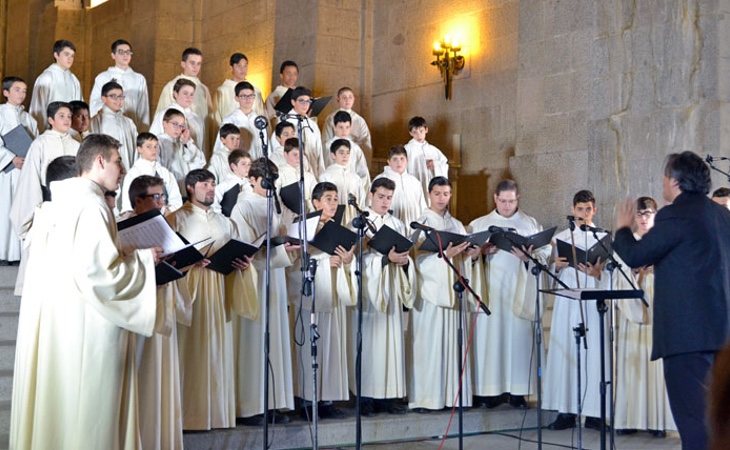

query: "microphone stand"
xmin=420 ymin=228 xmax=490 ymax=450
xmin=567 ymin=218 xmax=587 ymax=449
xmin=706 ymin=155 xmax=730 ymax=182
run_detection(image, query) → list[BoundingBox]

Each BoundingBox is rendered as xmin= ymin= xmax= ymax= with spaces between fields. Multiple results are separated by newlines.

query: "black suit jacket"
xmin=613 ymin=192 xmax=730 ymax=360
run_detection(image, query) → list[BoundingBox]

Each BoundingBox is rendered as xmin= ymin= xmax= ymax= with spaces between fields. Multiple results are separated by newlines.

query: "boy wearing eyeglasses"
xmin=219 ymin=81 xmax=263 ymax=159
xmin=89 ymin=81 xmax=139 ymax=170
xmin=89 ymin=39 xmax=150 ymax=129
xmin=157 ymin=108 xmax=205 ymax=194
xmin=283 ymin=86 xmax=326 ymax=178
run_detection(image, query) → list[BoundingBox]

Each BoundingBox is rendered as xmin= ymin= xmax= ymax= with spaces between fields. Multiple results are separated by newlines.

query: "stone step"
xmin=0 ymin=290 xmax=19 ymax=314
xmin=183 ymin=406 xmax=555 ymax=450
xmin=0 ymin=372 xmax=12 ymax=404
xmin=0 ymin=268 xmax=18 ymax=290
xmin=0 ymin=315 xmax=17 ymax=344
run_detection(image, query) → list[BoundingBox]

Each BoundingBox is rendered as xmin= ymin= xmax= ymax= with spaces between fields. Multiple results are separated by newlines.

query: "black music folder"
xmin=490 ymin=226 xmax=557 ymax=252
xmin=280 ymin=182 xmax=304 ymax=214
xmin=2 ymin=125 xmax=33 ymax=173
xmin=155 ymin=260 xmax=185 ymax=285
xmin=556 ymin=233 xmax=612 ymax=267
xmin=418 ymin=229 xmax=491 ymax=252
xmin=220 ymin=184 xmax=241 ymax=217
xmin=206 ymin=239 xmax=260 ymax=275
xmin=310 ymin=221 xmax=358 ymax=255
xmin=308 ymin=96 xmax=332 ymax=117
xmin=368 ymin=225 xmax=413 ymax=255
xmin=274 ymin=88 xmax=294 ymax=115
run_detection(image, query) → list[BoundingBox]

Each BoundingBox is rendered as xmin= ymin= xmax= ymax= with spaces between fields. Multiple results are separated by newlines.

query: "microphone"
xmin=488 ymin=225 xmax=515 ymax=234
xmin=347 ymin=193 xmax=359 ymax=207
xmin=410 ymin=221 xmax=434 ymax=232
xmin=580 ymin=224 xmax=610 ymax=234
xmin=566 ymin=215 xmax=576 ymax=222
xmin=706 ymin=155 xmax=730 ymax=163
xmin=254 ymin=115 xmax=268 ymax=130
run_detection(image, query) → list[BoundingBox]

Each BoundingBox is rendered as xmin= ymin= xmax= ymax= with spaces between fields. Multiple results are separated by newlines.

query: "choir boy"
xmin=269 ymin=120 xmax=297 ymax=169
xmin=207 ymin=123 xmax=241 ymax=183
xmin=155 ymin=47 xmax=212 ymax=123
xmin=324 ymin=110 xmax=370 ymax=190
xmin=29 ymin=40 xmax=82 ymax=130
xmin=151 ymin=78 xmax=206 ymax=155
xmin=265 ymin=60 xmax=299 ymax=120
xmin=68 ymin=100 xmax=90 ymax=142
xmin=156 ymin=108 xmax=205 ymax=194
xmin=89 ymin=81 xmax=139 ymax=169
xmin=404 ymin=116 xmax=449 ymax=199
xmin=220 ymin=81 xmax=263 ymax=158
xmin=373 ymin=145 xmax=427 ymax=234
xmin=214 ymin=52 xmax=265 ymax=124
xmin=320 ymin=138 xmax=365 ymax=225
xmin=284 ymin=87 xmax=325 ymax=178
xmin=323 ymin=87 xmax=373 ymax=160
xmin=212 ymin=149 xmax=252 ymax=214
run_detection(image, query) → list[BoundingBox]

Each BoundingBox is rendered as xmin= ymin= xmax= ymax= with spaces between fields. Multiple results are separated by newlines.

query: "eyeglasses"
xmin=141 ymin=193 xmax=166 ymax=201
xmin=296 ymin=98 xmax=313 ymax=105
xmin=165 ymin=121 xmax=186 ymax=130
xmin=116 ymin=50 xmax=134 ymax=56
xmin=238 ymin=94 xmax=256 ymax=100
xmin=635 ymin=210 xmax=656 ymax=217
xmin=105 ymin=94 xmax=125 ymax=100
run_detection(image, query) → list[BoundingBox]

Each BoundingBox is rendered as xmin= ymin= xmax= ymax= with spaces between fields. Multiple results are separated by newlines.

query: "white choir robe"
xmin=285 ymin=115 xmax=326 ymax=179
xmin=214 ymin=79 xmax=265 ymax=124
xmin=324 ymin=136 xmax=371 ymax=191
xmin=150 ymin=102 xmax=207 ymax=156
xmin=220 ymin=108 xmax=264 ymax=159
xmin=468 ymin=210 xmax=550 ymax=397
xmin=614 ymin=239 xmax=675 ymax=431
xmin=229 ymin=193 xmax=295 ymax=417
xmin=211 ymin=173 xmax=252 ymax=215
xmin=373 ymin=166 xmax=427 ymax=234
xmin=409 ymin=208 xmax=473 ymax=409
xmin=265 ymin=85 xmax=290 ymax=120
xmin=119 ymin=159 xmax=183 ymax=213
xmin=89 ymin=105 xmax=139 ymax=170
xmin=268 ymin=134 xmax=288 ymax=169
xmin=89 ymin=66 xmax=151 ymax=130
xmin=543 ymin=227 xmax=612 ymax=418
xmin=29 ymin=63 xmax=83 ymax=130
xmin=352 ymin=209 xmax=416 ymax=399
xmin=157 ymin=133 xmax=205 ymax=194
xmin=323 ymin=108 xmax=373 ymax=161
xmin=276 ymin=162 xmax=317 ymax=226
xmin=168 ymin=202 xmax=258 ymax=429
xmin=404 ymin=139 xmax=449 ymax=199
xmin=0 ymin=103 xmax=38 ymax=261
xmin=319 ymin=163 xmax=365 ymax=226
xmin=293 ymin=225 xmax=356 ymax=401
xmin=10 ymin=130 xmax=79 ymax=240
xmin=206 ymin=146 xmax=232 ymax=184
xmin=9 ymin=177 xmax=157 ymax=450
xmin=155 ymin=75 xmax=213 ymax=124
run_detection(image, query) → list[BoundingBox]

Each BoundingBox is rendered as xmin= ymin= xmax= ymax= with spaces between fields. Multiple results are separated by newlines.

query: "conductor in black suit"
xmin=613 ymin=151 xmax=730 ymax=450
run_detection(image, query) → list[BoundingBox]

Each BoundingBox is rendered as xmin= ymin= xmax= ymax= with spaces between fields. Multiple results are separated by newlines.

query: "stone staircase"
xmin=0 ymin=266 xmax=18 ymax=450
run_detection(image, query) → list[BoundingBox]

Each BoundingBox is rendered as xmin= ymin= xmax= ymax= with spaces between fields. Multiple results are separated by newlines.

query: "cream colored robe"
xmin=90 ymin=105 xmax=139 ymax=170
xmin=319 ymin=163 xmax=365 ymax=226
xmin=150 ymin=102 xmax=207 ymax=156
xmin=468 ymin=209 xmax=550 ymax=397
xmin=89 ymin=66 xmax=150 ymax=130
xmin=0 ymin=103 xmax=38 ymax=261
xmin=351 ymin=209 xmax=416 ymax=398
xmin=168 ymin=201 xmax=258 ymax=429
xmin=323 ymin=136 xmax=371 ymax=191
xmin=284 ymin=115 xmax=326 ymax=179
xmin=404 ymin=138 xmax=449 ymax=199
xmin=10 ymin=177 xmax=158 ymax=450
xmin=212 ymin=173 xmax=252 ymax=215
xmin=119 ymin=158 xmax=183 ymax=213
xmin=374 ymin=166 xmax=427 ymax=234
xmin=206 ymin=146 xmax=232 ymax=184
xmin=156 ymin=133 xmax=205 ymax=194
xmin=220 ymin=108 xmax=264 ymax=159
xmin=155 ymin=74 xmax=212 ymax=123
xmin=29 ymin=63 xmax=83 ymax=130
xmin=214 ymin=78 xmax=265 ymax=124
xmin=229 ymin=192 xmax=295 ymax=417
xmin=322 ymin=108 xmax=373 ymax=161
xmin=408 ymin=208 xmax=473 ymax=409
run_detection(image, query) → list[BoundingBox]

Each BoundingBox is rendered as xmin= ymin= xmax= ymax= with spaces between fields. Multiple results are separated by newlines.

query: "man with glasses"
xmin=283 ymin=86 xmax=326 ymax=178
xmin=89 ymin=39 xmax=150 ymax=130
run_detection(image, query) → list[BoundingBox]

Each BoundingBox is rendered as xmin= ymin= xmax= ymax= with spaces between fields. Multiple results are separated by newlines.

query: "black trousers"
xmin=663 ymin=351 xmax=715 ymax=450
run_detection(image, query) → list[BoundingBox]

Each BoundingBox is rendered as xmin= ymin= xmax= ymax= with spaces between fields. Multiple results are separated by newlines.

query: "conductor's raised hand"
xmin=388 ymin=246 xmax=409 ymax=265
xmin=615 ymin=198 xmax=636 ymax=231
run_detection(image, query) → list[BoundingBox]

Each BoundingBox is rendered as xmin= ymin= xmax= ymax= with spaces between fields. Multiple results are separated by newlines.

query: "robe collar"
xmin=134 ymin=158 xmax=159 ymax=172
xmin=49 ymin=63 xmax=71 ymax=74
xmin=46 ymin=128 xmax=71 ymax=139
xmin=108 ymin=65 xmax=134 ymax=75
xmin=382 ymin=166 xmax=407 ymax=179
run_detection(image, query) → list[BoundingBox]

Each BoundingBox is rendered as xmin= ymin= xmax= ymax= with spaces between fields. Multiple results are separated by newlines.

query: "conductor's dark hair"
xmin=163 ymin=108 xmax=185 ymax=122
xmin=573 ymin=189 xmax=596 ymax=206
xmin=291 ymin=86 xmax=312 ymax=101
xmin=712 ymin=187 xmax=730 ymax=198
xmin=275 ymin=121 xmax=295 ymax=137
xmin=69 ymin=100 xmax=89 ymax=115
xmin=636 ymin=196 xmax=658 ymax=212
xmin=428 ymin=176 xmax=450 ymax=193
xmin=181 ymin=47 xmax=202 ymax=61
xmin=234 ymin=81 xmax=255 ymax=96
xmin=76 ymin=134 xmax=121 ymax=174
xmin=333 ymin=110 xmax=352 ymax=125
xmin=219 ymin=123 xmax=240 ymax=139
xmin=387 ymin=145 xmax=408 ymax=159
xmin=129 ymin=175 xmax=164 ymax=208
xmin=370 ymin=177 xmax=396 ymax=194
xmin=279 ymin=60 xmax=299 ymax=74
xmin=312 ymin=182 xmax=338 ymax=201
xmin=136 ymin=132 xmax=158 ymax=148
xmin=408 ymin=116 xmax=427 ymax=131
xmin=47 ymin=101 xmax=71 ymax=121
xmin=229 ymin=52 xmax=248 ymax=66
xmin=53 ymin=39 xmax=76 ymax=55
xmin=664 ymin=151 xmax=712 ymax=195
xmin=101 ymin=81 xmax=123 ymax=97
xmin=184 ymin=169 xmax=215 ymax=196
xmin=248 ymin=157 xmax=278 ymax=180
xmin=173 ymin=78 xmax=196 ymax=93
xmin=46 ymin=155 xmax=77 ymax=185
xmin=111 ymin=39 xmax=132 ymax=52
xmin=284 ymin=138 xmax=299 ymax=154
xmin=2 ymin=76 xmax=25 ymax=91
xmin=329 ymin=138 xmax=351 ymax=154
xmin=495 ymin=179 xmax=519 ymax=196
xmin=228 ymin=149 xmax=250 ymax=166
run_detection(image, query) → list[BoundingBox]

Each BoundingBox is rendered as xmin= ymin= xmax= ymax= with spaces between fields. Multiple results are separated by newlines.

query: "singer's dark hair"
xmin=228 ymin=149 xmax=250 ymax=166
xmin=229 ymin=52 xmax=248 ymax=66
xmin=428 ymin=176 xmax=450 ymax=193
xmin=136 ymin=131 xmax=158 ymax=148
xmin=2 ymin=76 xmax=25 ymax=91
xmin=495 ymin=179 xmax=519 ymax=196
xmin=248 ymin=157 xmax=278 ymax=180
xmin=47 ymin=101 xmax=71 ymax=123
xmin=573 ymin=190 xmax=595 ymax=206
xmin=408 ymin=116 xmax=427 ymax=131
xmin=279 ymin=60 xmax=299 ymax=74
xmin=712 ymin=187 xmax=730 ymax=198
xmin=53 ymin=39 xmax=76 ymax=55
xmin=111 ymin=39 xmax=132 ymax=53
xmin=163 ymin=108 xmax=185 ymax=122
xmin=312 ymin=182 xmax=338 ymax=201
xmin=181 ymin=47 xmax=202 ymax=61
xmin=636 ymin=196 xmax=658 ymax=212
xmin=291 ymin=86 xmax=312 ymax=101
xmin=184 ymin=169 xmax=215 ymax=196
xmin=275 ymin=121 xmax=295 ymax=137
xmin=234 ymin=81 xmax=255 ymax=97
xmin=664 ymin=151 xmax=711 ymax=195
xmin=46 ymin=155 xmax=77 ymax=186
xmin=370 ymin=177 xmax=395 ymax=193
xmin=69 ymin=100 xmax=89 ymax=115
xmin=329 ymin=138 xmax=351 ymax=154
xmin=333 ymin=110 xmax=352 ymax=125
xmin=173 ymin=78 xmax=196 ymax=93
xmin=101 ymin=81 xmax=123 ymax=97
xmin=129 ymin=175 xmax=164 ymax=208
xmin=219 ymin=123 xmax=240 ymax=139
xmin=388 ymin=145 xmax=408 ymax=159
xmin=284 ymin=138 xmax=299 ymax=154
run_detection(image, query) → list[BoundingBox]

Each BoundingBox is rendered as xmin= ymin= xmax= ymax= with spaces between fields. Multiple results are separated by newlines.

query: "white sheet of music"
xmin=118 ymin=214 xmax=187 ymax=255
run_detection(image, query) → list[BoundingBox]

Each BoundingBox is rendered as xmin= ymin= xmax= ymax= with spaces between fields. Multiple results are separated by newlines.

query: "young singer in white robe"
xmin=468 ymin=179 xmax=550 ymax=408
xmin=207 ymin=124 xmax=241 ymax=183
xmin=218 ymin=81 xmax=264 ymax=159
xmin=168 ymin=169 xmax=257 ymax=430
xmin=214 ymin=53 xmax=265 ymax=124
xmin=614 ymin=196 xmax=675 ymax=435
xmin=211 ymin=149 xmax=252 ymax=214
xmin=352 ymin=177 xmax=416 ymax=414
xmin=155 ymin=47 xmax=212 ymax=126
xmin=89 ymin=39 xmax=150 ymax=130
xmin=228 ymin=157 xmax=297 ymax=423
xmin=265 ymin=60 xmax=299 ymax=120
xmin=285 ymin=87 xmax=326 ymax=178
xmin=29 ymin=40 xmax=83 ymax=130
xmin=404 ymin=116 xmax=449 ymax=199
xmin=269 ymin=121 xmax=297 ymax=169
xmin=322 ymin=87 xmax=373 ymax=161
xmin=155 ymin=108 xmax=205 ymax=194
xmin=10 ymin=135 xmax=158 ymax=450
xmin=89 ymin=81 xmax=139 ymax=170
xmin=320 ymin=139 xmax=366 ymax=226
xmin=0 ymin=77 xmax=38 ymax=263
xmin=323 ymin=110 xmax=371 ymax=190
xmin=409 ymin=176 xmax=480 ymax=411
xmin=150 ymin=79 xmax=206 ymax=157
xmin=373 ymin=145 xmax=427 ymax=234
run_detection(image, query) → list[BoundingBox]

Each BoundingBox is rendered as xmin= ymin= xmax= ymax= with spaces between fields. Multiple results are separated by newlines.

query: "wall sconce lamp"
xmin=431 ymin=36 xmax=465 ymax=100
